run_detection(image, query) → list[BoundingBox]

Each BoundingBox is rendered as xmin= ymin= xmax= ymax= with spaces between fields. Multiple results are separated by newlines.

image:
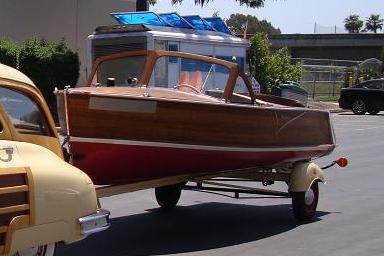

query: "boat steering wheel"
xmin=175 ymin=84 xmax=200 ymax=93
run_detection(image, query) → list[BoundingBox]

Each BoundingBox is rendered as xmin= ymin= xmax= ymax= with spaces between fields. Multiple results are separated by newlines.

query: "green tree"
xmin=226 ymin=13 xmax=281 ymax=37
xmin=344 ymin=14 xmax=364 ymax=33
xmin=212 ymin=11 xmax=220 ymax=17
xmin=365 ymin=14 xmax=383 ymax=33
xmin=248 ymin=33 xmax=302 ymax=93
xmin=248 ymin=33 xmax=270 ymax=92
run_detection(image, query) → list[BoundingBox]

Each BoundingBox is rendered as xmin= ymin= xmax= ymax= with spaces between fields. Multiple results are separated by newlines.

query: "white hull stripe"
xmin=70 ymin=136 xmax=333 ymax=153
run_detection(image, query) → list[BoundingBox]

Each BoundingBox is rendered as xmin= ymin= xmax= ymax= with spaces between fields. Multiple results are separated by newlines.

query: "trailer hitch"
xmin=322 ymin=157 xmax=348 ymax=170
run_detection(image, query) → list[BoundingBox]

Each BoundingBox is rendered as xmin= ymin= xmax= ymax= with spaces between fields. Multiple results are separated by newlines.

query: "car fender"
xmin=1 ymin=141 xmax=99 ymax=254
xmin=289 ymin=162 xmax=325 ymax=192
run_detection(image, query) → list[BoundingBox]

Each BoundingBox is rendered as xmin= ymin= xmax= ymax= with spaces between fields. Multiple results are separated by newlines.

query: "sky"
xmin=149 ymin=0 xmax=384 ymax=34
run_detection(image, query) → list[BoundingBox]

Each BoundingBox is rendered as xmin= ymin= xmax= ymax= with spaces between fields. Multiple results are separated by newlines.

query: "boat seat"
xmin=177 ymin=72 xmax=189 ymax=86
xmin=190 ymin=71 xmax=203 ymax=92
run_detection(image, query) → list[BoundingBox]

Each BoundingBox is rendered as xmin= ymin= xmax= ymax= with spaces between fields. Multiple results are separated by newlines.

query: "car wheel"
xmin=14 ymin=243 xmax=55 ymax=256
xmin=291 ymin=182 xmax=319 ymax=221
xmin=351 ymin=99 xmax=366 ymax=115
xmin=368 ymin=109 xmax=380 ymax=115
xmin=155 ymin=183 xmax=183 ymax=210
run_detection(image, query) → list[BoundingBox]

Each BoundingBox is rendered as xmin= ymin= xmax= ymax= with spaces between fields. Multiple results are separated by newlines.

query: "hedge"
xmin=0 ymin=40 xmax=19 ymax=68
xmin=18 ymin=39 xmax=80 ymax=122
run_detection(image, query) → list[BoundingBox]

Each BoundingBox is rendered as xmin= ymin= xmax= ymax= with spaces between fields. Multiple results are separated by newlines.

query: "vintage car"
xmin=0 ymin=63 xmax=110 ymax=256
xmin=339 ymin=79 xmax=384 ymax=115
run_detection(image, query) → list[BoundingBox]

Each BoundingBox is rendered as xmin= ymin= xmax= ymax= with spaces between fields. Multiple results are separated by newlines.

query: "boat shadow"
xmin=56 ymin=202 xmax=329 ymax=256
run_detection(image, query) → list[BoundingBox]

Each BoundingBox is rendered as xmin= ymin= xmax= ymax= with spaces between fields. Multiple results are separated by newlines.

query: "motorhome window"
xmin=0 ymin=87 xmax=51 ymax=136
xmin=153 ymin=56 xmax=169 ymax=88
xmin=168 ymin=44 xmax=179 ymax=63
xmin=97 ymin=56 xmax=147 ymax=86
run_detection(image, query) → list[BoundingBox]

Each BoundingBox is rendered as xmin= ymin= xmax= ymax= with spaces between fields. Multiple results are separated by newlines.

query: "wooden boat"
xmin=56 ymin=50 xmax=335 ymax=186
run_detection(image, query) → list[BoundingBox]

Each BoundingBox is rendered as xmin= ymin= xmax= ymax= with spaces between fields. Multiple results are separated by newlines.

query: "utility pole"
xmin=136 ymin=0 xmax=148 ymax=11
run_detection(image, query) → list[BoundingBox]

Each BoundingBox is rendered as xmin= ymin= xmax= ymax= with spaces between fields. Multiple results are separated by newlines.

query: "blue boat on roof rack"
xmin=111 ymin=11 xmax=171 ymax=27
xmin=158 ymin=12 xmax=195 ymax=29
xmin=110 ymin=11 xmax=232 ymax=35
xmin=204 ymin=17 xmax=233 ymax=35
xmin=181 ymin=15 xmax=216 ymax=31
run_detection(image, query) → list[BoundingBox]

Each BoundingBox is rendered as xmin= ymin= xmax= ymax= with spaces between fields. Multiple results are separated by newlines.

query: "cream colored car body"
xmin=0 ymin=64 xmax=107 ymax=255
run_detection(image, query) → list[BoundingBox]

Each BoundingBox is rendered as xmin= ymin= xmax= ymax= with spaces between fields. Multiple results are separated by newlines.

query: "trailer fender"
xmin=289 ymin=162 xmax=325 ymax=192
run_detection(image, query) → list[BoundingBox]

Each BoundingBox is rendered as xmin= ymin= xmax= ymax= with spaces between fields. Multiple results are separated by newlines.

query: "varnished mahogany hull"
xmin=57 ymin=88 xmax=335 ymax=185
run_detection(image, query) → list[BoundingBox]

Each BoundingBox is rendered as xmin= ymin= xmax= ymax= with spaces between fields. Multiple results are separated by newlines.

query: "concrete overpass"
xmin=269 ymin=33 xmax=384 ymax=61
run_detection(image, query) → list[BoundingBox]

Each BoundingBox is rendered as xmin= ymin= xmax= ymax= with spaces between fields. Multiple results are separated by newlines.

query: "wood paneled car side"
xmin=0 ymin=64 xmax=109 ymax=256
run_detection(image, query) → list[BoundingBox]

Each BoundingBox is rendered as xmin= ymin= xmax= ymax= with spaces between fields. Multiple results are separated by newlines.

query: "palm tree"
xmin=150 ymin=0 xmax=265 ymax=7
xmin=365 ymin=14 xmax=383 ymax=33
xmin=344 ymin=14 xmax=364 ymax=33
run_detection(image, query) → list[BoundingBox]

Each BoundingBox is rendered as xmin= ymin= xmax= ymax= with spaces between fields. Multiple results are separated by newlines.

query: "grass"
xmin=301 ymin=82 xmax=342 ymax=101
xmin=314 ymin=95 xmax=340 ymax=102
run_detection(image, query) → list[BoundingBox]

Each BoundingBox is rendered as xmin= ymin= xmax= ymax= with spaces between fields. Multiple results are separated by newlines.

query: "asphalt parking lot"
xmin=57 ymin=112 xmax=384 ymax=256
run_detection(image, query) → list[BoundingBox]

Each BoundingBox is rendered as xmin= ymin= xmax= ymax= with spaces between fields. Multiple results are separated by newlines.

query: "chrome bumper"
xmin=78 ymin=209 xmax=111 ymax=236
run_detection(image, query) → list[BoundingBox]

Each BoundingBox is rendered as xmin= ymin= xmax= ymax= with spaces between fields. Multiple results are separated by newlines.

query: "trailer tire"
xmin=14 ymin=243 xmax=55 ymax=256
xmin=155 ymin=184 xmax=183 ymax=210
xmin=291 ymin=181 xmax=319 ymax=221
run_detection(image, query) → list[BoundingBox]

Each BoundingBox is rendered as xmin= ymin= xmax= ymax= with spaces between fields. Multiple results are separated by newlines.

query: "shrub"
xmin=248 ymin=33 xmax=303 ymax=93
xmin=0 ymin=40 xmax=20 ymax=68
xmin=19 ymin=39 xmax=79 ymax=121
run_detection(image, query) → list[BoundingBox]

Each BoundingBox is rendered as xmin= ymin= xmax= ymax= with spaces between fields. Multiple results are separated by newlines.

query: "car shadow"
xmin=338 ymin=112 xmax=384 ymax=116
xmin=56 ymin=202 xmax=329 ymax=256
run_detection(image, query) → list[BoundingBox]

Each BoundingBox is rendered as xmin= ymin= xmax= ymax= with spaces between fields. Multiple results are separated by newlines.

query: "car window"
xmin=379 ymin=81 xmax=384 ymax=90
xmin=0 ymin=87 xmax=51 ymax=136
xmin=366 ymin=81 xmax=382 ymax=90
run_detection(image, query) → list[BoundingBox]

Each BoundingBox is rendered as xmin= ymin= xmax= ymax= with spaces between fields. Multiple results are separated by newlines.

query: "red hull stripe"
xmin=69 ymin=138 xmax=332 ymax=185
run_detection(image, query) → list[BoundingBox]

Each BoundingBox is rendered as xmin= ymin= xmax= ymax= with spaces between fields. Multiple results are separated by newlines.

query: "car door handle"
xmin=0 ymin=146 xmax=14 ymax=155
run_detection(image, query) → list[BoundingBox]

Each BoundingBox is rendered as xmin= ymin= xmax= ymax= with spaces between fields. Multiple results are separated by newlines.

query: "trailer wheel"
xmin=14 ymin=243 xmax=55 ymax=256
xmin=291 ymin=181 xmax=319 ymax=221
xmin=155 ymin=184 xmax=183 ymax=210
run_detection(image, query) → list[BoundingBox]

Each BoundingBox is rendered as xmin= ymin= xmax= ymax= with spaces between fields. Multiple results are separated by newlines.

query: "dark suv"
xmin=339 ymin=79 xmax=384 ymax=115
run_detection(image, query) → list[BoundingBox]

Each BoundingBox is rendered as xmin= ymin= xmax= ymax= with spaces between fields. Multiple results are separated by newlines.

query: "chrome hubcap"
xmin=352 ymin=100 xmax=365 ymax=113
xmin=304 ymin=189 xmax=315 ymax=206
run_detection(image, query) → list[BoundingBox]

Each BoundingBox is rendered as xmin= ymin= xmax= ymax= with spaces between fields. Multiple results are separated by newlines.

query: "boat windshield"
xmin=91 ymin=53 xmax=252 ymax=103
xmin=93 ymin=55 xmax=147 ymax=87
xmin=149 ymin=55 xmax=250 ymax=100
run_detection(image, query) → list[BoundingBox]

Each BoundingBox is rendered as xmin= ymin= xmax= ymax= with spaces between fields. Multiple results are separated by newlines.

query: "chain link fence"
xmin=292 ymin=58 xmax=362 ymax=100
